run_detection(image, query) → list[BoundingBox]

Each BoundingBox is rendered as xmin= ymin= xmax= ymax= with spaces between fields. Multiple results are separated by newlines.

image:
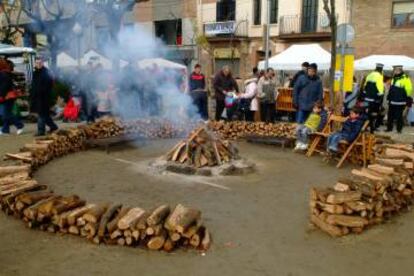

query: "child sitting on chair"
xmin=295 ymin=101 xmax=324 ymax=151
xmin=326 ymin=107 xmax=365 ymax=154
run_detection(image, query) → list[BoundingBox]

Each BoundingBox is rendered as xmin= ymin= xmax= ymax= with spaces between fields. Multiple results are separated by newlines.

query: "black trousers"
xmin=367 ymin=102 xmax=380 ymax=133
xmin=190 ymin=91 xmax=208 ymax=120
xmin=260 ymin=103 xmax=276 ymax=123
xmin=245 ymin=110 xmax=255 ymax=122
xmin=215 ymin=99 xmax=225 ymax=121
xmin=387 ymin=104 xmax=405 ymax=132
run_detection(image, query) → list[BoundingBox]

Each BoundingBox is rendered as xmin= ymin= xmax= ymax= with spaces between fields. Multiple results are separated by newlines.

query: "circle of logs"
xmin=0 ymin=118 xmax=211 ymax=252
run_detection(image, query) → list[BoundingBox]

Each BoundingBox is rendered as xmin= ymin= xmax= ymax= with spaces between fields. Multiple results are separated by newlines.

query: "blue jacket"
xmin=339 ymin=117 xmax=365 ymax=142
xmin=293 ymin=75 xmax=323 ymax=112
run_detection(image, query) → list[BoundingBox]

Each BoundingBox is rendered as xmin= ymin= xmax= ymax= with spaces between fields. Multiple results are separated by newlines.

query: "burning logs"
xmin=310 ymin=143 xmax=414 ymax=237
xmin=164 ymin=127 xmax=239 ymax=168
xmin=0 ymin=119 xmax=211 ymax=252
xmin=207 ymin=121 xmax=296 ymax=140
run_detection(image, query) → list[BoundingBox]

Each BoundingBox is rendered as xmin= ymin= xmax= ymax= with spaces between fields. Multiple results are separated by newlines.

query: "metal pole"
xmin=264 ymin=0 xmax=271 ymax=69
xmin=339 ymin=43 xmax=345 ymax=93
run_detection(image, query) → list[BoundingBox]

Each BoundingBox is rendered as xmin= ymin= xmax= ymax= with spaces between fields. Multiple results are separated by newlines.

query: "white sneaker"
xmin=16 ymin=128 xmax=24 ymax=135
xmin=294 ymin=143 xmax=302 ymax=150
xmin=0 ymin=131 xmax=9 ymax=136
xmin=300 ymin=144 xmax=308 ymax=150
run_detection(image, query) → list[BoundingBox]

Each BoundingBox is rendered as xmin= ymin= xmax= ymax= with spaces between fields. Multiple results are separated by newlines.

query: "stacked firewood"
xmin=79 ymin=117 xmax=124 ymax=139
xmin=0 ymin=174 xmax=210 ymax=251
xmin=207 ymin=121 xmax=296 ymax=140
xmin=165 ymin=127 xmax=239 ymax=167
xmin=310 ymin=143 xmax=414 ymax=237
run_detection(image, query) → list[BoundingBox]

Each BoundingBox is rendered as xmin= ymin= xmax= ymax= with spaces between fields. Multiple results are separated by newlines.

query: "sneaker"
xmin=16 ymin=128 xmax=24 ymax=135
xmin=300 ymin=144 xmax=308 ymax=150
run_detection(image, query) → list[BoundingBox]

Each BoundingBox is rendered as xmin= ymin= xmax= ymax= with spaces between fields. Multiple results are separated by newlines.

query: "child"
xmin=327 ymin=107 xmax=365 ymax=154
xmin=295 ymin=101 xmax=324 ymax=151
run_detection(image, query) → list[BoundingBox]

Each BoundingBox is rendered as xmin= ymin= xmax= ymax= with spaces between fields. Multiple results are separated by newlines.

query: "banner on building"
xmin=205 ymin=21 xmax=235 ymax=36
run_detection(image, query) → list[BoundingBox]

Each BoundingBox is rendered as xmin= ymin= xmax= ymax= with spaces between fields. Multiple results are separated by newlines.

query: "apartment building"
xmin=199 ymin=0 xmax=350 ymax=77
xmin=351 ymin=0 xmax=414 ymax=58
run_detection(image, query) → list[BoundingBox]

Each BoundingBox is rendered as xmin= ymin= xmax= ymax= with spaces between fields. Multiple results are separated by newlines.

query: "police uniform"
xmin=362 ymin=63 xmax=385 ymax=133
xmin=387 ymin=65 xmax=413 ymax=133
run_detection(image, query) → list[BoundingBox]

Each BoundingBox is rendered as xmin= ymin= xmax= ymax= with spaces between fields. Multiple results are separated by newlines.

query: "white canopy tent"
xmin=354 ymin=55 xmax=414 ymax=71
xmin=258 ymin=44 xmax=331 ymax=71
xmin=57 ymin=52 xmax=78 ymax=68
xmin=137 ymin=58 xmax=187 ymax=70
xmin=0 ymin=43 xmax=35 ymax=56
xmin=81 ymin=50 xmax=112 ymax=69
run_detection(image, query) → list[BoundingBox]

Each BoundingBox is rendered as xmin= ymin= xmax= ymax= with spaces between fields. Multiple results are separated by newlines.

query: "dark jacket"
xmin=189 ymin=72 xmax=206 ymax=91
xmin=293 ymin=74 xmax=323 ymax=112
xmin=30 ymin=67 xmax=54 ymax=115
xmin=0 ymin=71 xmax=13 ymax=99
xmin=317 ymin=109 xmax=328 ymax=132
xmin=340 ymin=117 xmax=365 ymax=142
xmin=289 ymin=70 xmax=306 ymax=88
xmin=213 ymin=71 xmax=239 ymax=101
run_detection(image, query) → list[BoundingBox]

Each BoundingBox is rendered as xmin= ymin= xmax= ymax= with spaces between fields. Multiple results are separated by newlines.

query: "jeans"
xmin=190 ymin=91 xmax=208 ymax=120
xmin=387 ymin=104 xmax=405 ymax=132
xmin=1 ymin=100 xmax=24 ymax=133
xmin=296 ymin=125 xmax=313 ymax=144
xmin=296 ymin=110 xmax=311 ymax=124
xmin=327 ymin=132 xmax=345 ymax=152
xmin=37 ymin=113 xmax=58 ymax=135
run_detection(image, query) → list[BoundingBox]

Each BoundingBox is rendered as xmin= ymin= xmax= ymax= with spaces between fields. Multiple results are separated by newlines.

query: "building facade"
xmin=351 ymin=0 xmax=414 ymax=58
xmin=198 ymin=0 xmax=350 ymax=78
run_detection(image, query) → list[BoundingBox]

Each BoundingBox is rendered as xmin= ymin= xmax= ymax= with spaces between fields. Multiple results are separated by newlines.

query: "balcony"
xmin=203 ymin=20 xmax=248 ymax=38
xmin=279 ymin=13 xmax=332 ymax=39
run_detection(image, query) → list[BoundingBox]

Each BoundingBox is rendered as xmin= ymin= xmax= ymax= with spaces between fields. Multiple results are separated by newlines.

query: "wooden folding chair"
xmin=306 ymin=114 xmax=347 ymax=157
xmin=336 ymin=120 xmax=370 ymax=168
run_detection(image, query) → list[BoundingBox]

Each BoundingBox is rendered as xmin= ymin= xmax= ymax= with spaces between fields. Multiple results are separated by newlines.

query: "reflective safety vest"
xmin=363 ymin=71 xmax=384 ymax=103
xmin=388 ymin=73 xmax=413 ymax=105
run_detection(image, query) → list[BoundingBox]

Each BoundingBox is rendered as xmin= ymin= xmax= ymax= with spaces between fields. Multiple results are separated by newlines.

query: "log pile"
xmin=0 ymin=120 xmax=211 ymax=252
xmin=207 ymin=121 xmax=296 ymax=140
xmin=310 ymin=143 xmax=414 ymax=237
xmin=164 ymin=127 xmax=239 ymax=168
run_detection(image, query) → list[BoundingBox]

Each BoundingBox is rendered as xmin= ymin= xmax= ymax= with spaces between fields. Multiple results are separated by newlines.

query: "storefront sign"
xmin=214 ymin=48 xmax=240 ymax=59
xmin=205 ymin=21 xmax=236 ymax=36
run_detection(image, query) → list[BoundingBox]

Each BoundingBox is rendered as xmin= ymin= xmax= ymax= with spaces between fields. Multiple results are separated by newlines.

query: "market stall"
xmin=354 ymin=55 xmax=414 ymax=71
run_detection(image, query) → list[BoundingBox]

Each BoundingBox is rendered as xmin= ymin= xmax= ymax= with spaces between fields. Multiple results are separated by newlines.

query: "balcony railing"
xmin=279 ymin=13 xmax=332 ymax=37
xmin=203 ymin=20 xmax=248 ymax=38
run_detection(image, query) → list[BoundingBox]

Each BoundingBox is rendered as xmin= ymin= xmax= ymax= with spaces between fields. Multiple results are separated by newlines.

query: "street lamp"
xmin=72 ymin=22 xmax=83 ymax=67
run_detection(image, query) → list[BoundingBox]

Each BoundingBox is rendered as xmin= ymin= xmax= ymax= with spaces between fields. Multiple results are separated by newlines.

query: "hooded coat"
xmin=30 ymin=67 xmax=54 ymax=116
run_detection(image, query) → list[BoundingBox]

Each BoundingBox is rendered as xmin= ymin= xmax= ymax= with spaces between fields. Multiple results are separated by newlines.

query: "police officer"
xmin=362 ymin=63 xmax=385 ymax=133
xmin=386 ymin=65 xmax=413 ymax=133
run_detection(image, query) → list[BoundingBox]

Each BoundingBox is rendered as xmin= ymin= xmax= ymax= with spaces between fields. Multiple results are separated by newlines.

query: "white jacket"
xmin=240 ymin=78 xmax=259 ymax=111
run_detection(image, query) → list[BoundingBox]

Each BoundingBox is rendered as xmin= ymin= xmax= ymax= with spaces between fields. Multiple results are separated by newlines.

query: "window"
xmin=253 ymin=0 xmax=261 ymax=25
xmin=270 ymin=0 xmax=278 ymax=24
xmin=392 ymin=1 xmax=414 ymax=28
xmin=155 ymin=19 xmax=182 ymax=45
xmin=216 ymin=0 xmax=236 ymax=22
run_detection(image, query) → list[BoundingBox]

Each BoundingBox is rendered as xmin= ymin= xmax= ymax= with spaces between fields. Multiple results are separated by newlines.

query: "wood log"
xmin=170 ymin=231 xmax=181 ymax=242
xmin=376 ymin=158 xmax=404 ymax=167
xmin=107 ymin=207 xmax=130 ymax=233
xmin=163 ymin=238 xmax=175 ymax=252
xmin=326 ymin=214 xmax=369 ymax=228
xmin=67 ymin=204 xmax=97 ymax=225
xmin=52 ymin=198 xmax=86 ymax=215
xmin=5 ymin=152 xmax=33 ymax=163
xmin=384 ymin=148 xmax=414 ymax=161
xmin=310 ymin=214 xmax=343 ymax=237
xmin=146 ymin=224 xmax=163 ymax=236
xmin=147 ymin=230 xmax=167 ymax=250
xmin=68 ymin=225 xmax=80 ymax=235
xmin=118 ymin=207 xmax=146 ymax=230
xmin=0 ymin=165 xmax=30 ymax=178
xmin=85 ymin=223 xmax=97 ymax=237
xmin=315 ymin=202 xmax=344 ymax=214
xmin=367 ymin=164 xmax=395 ymax=175
xmin=132 ymin=230 xmax=140 ymax=241
xmin=165 ymin=204 xmax=201 ymax=234
xmin=17 ymin=190 xmax=54 ymax=205
xmin=110 ymin=229 xmax=123 ymax=240
xmin=23 ymin=196 xmax=58 ymax=220
xmin=147 ymin=205 xmax=170 ymax=226
xmin=83 ymin=204 xmax=109 ymax=224
xmin=326 ymin=191 xmax=362 ymax=204
xmin=98 ymin=203 xmax=122 ymax=238
xmin=0 ymin=171 xmax=30 ymax=186
xmin=200 ymin=227 xmax=211 ymax=251
xmin=333 ymin=182 xmax=350 ymax=192
xmin=0 ymin=180 xmax=39 ymax=196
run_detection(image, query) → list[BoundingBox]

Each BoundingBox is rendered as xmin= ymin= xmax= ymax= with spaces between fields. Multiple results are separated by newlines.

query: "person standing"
xmin=293 ymin=63 xmax=323 ymax=124
xmin=237 ymin=75 xmax=259 ymax=121
xmin=213 ymin=65 xmax=239 ymax=121
xmin=258 ymin=68 xmax=278 ymax=123
xmin=0 ymin=59 xmax=24 ymax=135
xmin=189 ymin=64 xmax=208 ymax=120
xmin=386 ymin=65 xmax=413 ymax=133
xmin=289 ymin=62 xmax=309 ymax=88
xmin=30 ymin=57 xmax=58 ymax=136
xmin=362 ymin=63 xmax=385 ymax=133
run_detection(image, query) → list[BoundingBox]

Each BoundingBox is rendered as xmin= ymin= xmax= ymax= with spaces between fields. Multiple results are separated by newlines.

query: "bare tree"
xmin=0 ymin=0 xmax=24 ymax=44
xmin=322 ymin=0 xmax=337 ymax=107
xmin=21 ymin=0 xmax=79 ymax=71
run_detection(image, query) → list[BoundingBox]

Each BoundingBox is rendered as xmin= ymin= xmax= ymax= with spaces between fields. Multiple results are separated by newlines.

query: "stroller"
xmin=63 ymin=96 xmax=81 ymax=122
